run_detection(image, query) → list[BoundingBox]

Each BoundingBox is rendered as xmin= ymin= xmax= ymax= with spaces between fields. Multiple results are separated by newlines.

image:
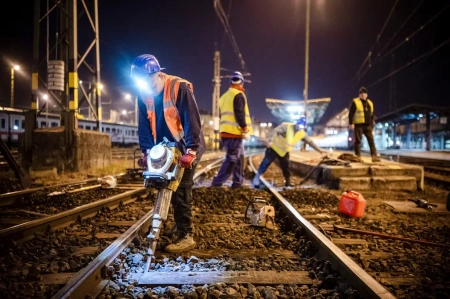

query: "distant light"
xmin=13 ymin=125 xmax=18 ymax=130
xmin=348 ymin=137 xmax=352 ymax=141
xmin=43 ymin=94 xmax=49 ymax=100
xmin=384 ymin=123 xmax=388 ymax=127
xmin=268 ymin=122 xmax=272 ymax=127
xmin=125 ymin=94 xmax=131 ymax=100
xmin=99 ymin=84 xmax=104 ymax=90
xmin=260 ymin=123 xmax=267 ymax=127
xmin=79 ymin=80 xmax=83 ymax=84
xmin=418 ymin=114 xmax=423 ymax=118
xmin=396 ymin=140 xmax=400 ymax=145
xmin=13 ymin=65 xmax=20 ymax=71
xmin=333 ymin=130 xmax=338 ymax=134
xmin=122 ymin=110 xmax=127 ymax=115
xmin=287 ymin=105 xmax=303 ymax=113
xmin=136 ymin=78 xmax=148 ymax=90
xmin=290 ymin=113 xmax=300 ymax=120
xmin=251 ymin=137 xmax=255 ymax=142
xmin=209 ymin=120 xmax=213 ymax=125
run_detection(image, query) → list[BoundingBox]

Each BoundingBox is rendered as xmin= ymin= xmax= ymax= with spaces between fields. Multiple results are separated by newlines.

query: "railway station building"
xmin=317 ymin=104 xmax=450 ymax=151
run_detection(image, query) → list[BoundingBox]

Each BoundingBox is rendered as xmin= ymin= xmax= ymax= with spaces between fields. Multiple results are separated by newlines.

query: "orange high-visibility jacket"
xmin=144 ymin=75 xmax=193 ymax=143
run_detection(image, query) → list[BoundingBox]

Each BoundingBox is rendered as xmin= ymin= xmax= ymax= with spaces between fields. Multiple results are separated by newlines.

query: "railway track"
xmin=36 ymin=155 xmax=393 ymax=299
xmin=251 ymin=153 xmax=450 ymax=298
xmin=0 ymin=158 xmax=224 ymax=298
xmin=1 ymin=152 xmax=448 ymax=298
xmin=0 ymin=149 xmax=20 ymax=172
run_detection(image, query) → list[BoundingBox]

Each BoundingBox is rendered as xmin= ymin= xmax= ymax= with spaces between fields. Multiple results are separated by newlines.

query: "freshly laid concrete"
xmin=288 ymin=150 xmax=424 ymax=191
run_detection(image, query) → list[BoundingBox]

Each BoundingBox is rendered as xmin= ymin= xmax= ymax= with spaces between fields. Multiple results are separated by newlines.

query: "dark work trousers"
xmin=171 ymin=163 xmax=197 ymax=238
xmin=211 ymin=138 xmax=245 ymax=187
xmin=257 ymin=148 xmax=291 ymax=183
xmin=354 ymin=124 xmax=377 ymax=157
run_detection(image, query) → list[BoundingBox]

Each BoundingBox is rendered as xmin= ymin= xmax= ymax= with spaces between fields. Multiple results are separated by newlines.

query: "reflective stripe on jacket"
xmin=271 ymin=123 xmax=306 ymax=157
xmin=144 ymin=74 xmax=193 ymax=143
xmin=353 ymin=98 xmax=374 ymax=125
xmin=219 ymin=88 xmax=253 ymax=135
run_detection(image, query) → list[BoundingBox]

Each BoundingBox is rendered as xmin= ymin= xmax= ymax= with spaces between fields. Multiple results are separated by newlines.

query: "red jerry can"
xmin=339 ymin=190 xmax=366 ymax=218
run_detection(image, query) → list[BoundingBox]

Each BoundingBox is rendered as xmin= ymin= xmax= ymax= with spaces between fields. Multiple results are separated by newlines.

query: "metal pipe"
xmin=333 ymin=225 xmax=450 ymax=248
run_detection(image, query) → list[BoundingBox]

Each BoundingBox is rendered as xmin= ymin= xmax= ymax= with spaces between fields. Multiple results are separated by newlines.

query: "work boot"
xmin=372 ymin=156 xmax=381 ymax=162
xmin=164 ymin=234 xmax=196 ymax=253
xmin=285 ymin=178 xmax=295 ymax=187
xmin=252 ymin=174 xmax=261 ymax=187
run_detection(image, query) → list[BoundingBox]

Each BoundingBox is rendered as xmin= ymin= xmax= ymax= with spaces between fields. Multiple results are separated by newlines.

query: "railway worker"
xmin=131 ymin=54 xmax=205 ymax=252
xmin=348 ymin=86 xmax=380 ymax=162
xmin=252 ymin=116 xmax=327 ymax=188
xmin=211 ymin=71 xmax=253 ymax=188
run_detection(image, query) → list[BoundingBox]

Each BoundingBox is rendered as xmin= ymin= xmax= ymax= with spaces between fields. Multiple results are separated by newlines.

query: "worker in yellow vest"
xmin=252 ymin=116 xmax=326 ymax=188
xmin=211 ymin=71 xmax=253 ymax=188
xmin=348 ymin=86 xmax=380 ymax=162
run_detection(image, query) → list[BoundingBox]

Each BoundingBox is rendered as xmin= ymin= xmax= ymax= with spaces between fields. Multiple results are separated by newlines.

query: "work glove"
xmin=180 ymin=149 xmax=197 ymax=169
xmin=320 ymin=150 xmax=331 ymax=159
xmin=243 ymin=131 xmax=250 ymax=141
xmin=137 ymin=152 xmax=148 ymax=169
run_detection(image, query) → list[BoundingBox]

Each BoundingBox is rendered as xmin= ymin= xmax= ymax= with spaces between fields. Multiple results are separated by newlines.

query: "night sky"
xmin=1 ymin=0 xmax=449 ymax=124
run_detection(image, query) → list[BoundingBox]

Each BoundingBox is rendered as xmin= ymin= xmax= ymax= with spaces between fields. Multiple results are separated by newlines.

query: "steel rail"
xmin=51 ymin=157 xmax=225 ymax=299
xmin=0 ymin=187 xmax=146 ymax=243
xmin=248 ymin=154 xmax=395 ymax=299
xmin=0 ymin=178 xmax=100 ymax=206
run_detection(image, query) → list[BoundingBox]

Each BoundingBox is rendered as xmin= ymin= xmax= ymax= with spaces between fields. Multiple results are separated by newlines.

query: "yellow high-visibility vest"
xmin=353 ymin=98 xmax=374 ymax=124
xmin=271 ymin=123 xmax=306 ymax=157
xmin=219 ymin=88 xmax=253 ymax=135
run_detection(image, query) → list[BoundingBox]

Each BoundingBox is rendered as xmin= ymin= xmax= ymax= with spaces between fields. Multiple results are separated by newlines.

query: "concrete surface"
xmin=364 ymin=149 xmax=450 ymax=161
xmin=22 ymin=127 xmax=111 ymax=173
xmin=289 ymin=150 xmax=424 ymax=191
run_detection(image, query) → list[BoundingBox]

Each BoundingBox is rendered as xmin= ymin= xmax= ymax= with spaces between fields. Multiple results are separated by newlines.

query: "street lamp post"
xmin=303 ymin=0 xmax=310 ymax=124
xmin=10 ymin=65 xmax=20 ymax=108
xmin=43 ymin=94 xmax=49 ymax=123
xmin=125 ymin=93 xmax=138 ymax=125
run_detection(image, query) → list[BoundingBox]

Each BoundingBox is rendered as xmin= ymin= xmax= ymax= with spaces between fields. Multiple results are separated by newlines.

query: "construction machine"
xmin=142 ymin=137 xmax=184 ymax=259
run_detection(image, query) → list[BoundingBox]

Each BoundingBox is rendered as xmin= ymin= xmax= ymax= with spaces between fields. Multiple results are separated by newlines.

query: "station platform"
xmin=289 ymin=150 xmax=424 ymax=191
xmin=371 ymin=149 xmax=450 ymax=160
xmin=361 ymin=149 xmax=450 ymax=168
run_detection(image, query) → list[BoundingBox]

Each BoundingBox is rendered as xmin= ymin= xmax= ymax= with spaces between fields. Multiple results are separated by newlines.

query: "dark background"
xmin=1 ymin=0 xmax=449 ymax=124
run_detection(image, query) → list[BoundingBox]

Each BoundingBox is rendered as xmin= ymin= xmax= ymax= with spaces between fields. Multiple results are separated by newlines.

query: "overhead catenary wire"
xmin=344 ymin=0 xmax=400 ymax=100
xmin=378 ymin=0 xmax=424 ymax=57
xmin=378 ymin=3 xmax=450 ymax=63
xmin=345 ymin=1 xmax=449 ymax=100
xmin=220 ymin=0 xmax=233 ymax=53
xmin=355 ymin=0 xmax=399 ymax=79
xmin=367 ymin=38 xmax=450 ymax=88
xmin=214 ymin=0 xmax=249 ymax=74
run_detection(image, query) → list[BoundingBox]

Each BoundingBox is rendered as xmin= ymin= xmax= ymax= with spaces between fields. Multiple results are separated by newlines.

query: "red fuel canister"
xmin=339 ymin=190 xmax=366 ymax=218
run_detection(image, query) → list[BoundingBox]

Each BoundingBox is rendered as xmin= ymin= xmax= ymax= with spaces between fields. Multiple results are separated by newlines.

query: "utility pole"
xmin=212 ymin=50 xmax=221 ymax=151
xmin=135 ymin=96 xmax=138 ymax=126
xmin=10 ymin=67 xmax=15 ymax=108
xmin=303 ymin=0 xmax=310 ymax=125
